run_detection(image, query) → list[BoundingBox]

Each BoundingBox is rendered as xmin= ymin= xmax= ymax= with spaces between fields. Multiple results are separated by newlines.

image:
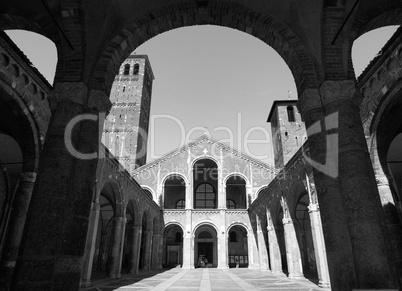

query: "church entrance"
xmin=194 ymin=225 xmax=217 ymax=268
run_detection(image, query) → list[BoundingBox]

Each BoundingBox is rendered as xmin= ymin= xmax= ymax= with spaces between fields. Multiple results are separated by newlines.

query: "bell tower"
xmin=267 ymin=100 xmax=306 ymax=169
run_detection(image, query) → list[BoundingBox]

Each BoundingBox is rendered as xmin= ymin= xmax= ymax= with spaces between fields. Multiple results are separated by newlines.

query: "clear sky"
xmin=5 ymin=25 xmax=399 ymax=165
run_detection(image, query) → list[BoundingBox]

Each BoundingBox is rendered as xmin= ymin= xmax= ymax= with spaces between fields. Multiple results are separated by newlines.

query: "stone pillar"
xmin=282 ymin=217 xmax=303 ymax=279
xmin=12 ymin=83 xmax=111 ymax=290
xmin=217 ymin=222 xmax=228 ymax=269
xmin=157 ymin=232 xmax=163 ymax=269
xmin=107 ymin=216 xmax=123 ymax=278
xmin=308 ymin=204 xmax=330 ymax=288
xmin=267 ymin=226 xmax=282 ymax=274
xmin=218 ymin=170 xmax=226 ymax=209
xmin=142 ymin=230 xmax=153 ymax=271
xmin=182 ymin=231 xmax=192 ymax=269
xmin=80 ymin=201 xmax=100 ymax=287
xmin=247 ymin=231 xmax=260 ymax=269
xmin=256 ymin=216 xmax=269 ymax=271
xmin=298 ymin=81 xmax=400 ymax=289
xmin=115 ymin=217 xmax=126 ymax=278
xmin=0 ymin=172 xmax=36 ymax=290
xmin=185 ymin=182 xmax=192 ymax=210
xmin=129 ymin=226 xmax=141 ymax=274
xmin=151 ymin=233 xmax=161 ymax=269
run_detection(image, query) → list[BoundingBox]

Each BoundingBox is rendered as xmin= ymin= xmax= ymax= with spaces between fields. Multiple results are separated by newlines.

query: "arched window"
xmin=226 ymin=199 xmax=236 ymax=209
xmin=123 ymin=64 xmax=130 ymax=75
xmin=176 ymin=199 xmax=185 ymax=209
xmin=133 ymin=63 xmax=140 ymax=75
xmin=229 ymin=231 xmax=237 ymax=242
xmin=195 ymin=183 xmax=216 ymax=209
xmin=122 ymin=85 xmax=126 ymax=92
xmin=287 ymin=105 xmax=295 ymax=122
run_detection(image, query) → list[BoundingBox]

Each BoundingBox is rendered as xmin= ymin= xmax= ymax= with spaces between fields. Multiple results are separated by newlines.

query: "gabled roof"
xmin=132 ymin=134 xmax=278 ymax=176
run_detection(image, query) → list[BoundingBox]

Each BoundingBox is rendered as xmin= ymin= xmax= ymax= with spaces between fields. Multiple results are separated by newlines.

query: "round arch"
xmin=99 ymin=178 xmax=124 ymax=217
xmin=141 ymin=186 xmax=155 ymax=200
xmin=192 ymin=221 xmax=219 ymax=237
xmin=191 ymin=155 xmax=220 ymax=169
xmin=161 ymin=173 xmax=189 ymax=185
xmin=223 ymin=172 xmax=250 ymax=185
xmin=164 ymin=221 xmax=185 ymax=233
xmin=226 ymin=222 xmax=250 ymax=234
xmin=126 ymin=199 xmax=141 ymax=226
xmin=90 ymin=2 xmax=319 ymax=95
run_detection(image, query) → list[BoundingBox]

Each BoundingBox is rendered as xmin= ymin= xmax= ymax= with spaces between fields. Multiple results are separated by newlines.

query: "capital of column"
xmin=267 ymin=226 xmax=275 ymax=232
xmin=296 ymin=88 xmax=321 ymax=115
xmin=376 ymin=176 xmax=389 ymax=187
xmin=319 ymin=80 xmax=357 ymax=107
xmin=20 ymin=172 xmax=37 ymax=183
xmin=48 ymin=82 xmax=112 ymax=113
xmin=308 ymin=203 xmax=319 ymax=213
xmin=282 ymin=217 xmax=292 ymax=225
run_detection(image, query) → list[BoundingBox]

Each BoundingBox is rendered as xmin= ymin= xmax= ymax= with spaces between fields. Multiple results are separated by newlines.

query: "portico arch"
xmin=193 ymin=223 xmax=218 ymax=268
xmin=227 ymin=224 xmax=248 ymax=268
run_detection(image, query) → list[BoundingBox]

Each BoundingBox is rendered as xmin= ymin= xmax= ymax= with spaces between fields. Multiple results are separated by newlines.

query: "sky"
xmin=5 ymin=25 xmax=399 ymax=165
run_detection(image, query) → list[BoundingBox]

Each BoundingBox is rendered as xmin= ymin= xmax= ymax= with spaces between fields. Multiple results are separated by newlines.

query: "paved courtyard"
xmin=81 ymin=268 xmax=328 ymax=291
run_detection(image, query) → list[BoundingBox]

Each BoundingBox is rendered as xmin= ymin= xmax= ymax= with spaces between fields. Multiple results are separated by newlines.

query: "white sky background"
xmin=5 ymin=25 xmax=400 ymax=165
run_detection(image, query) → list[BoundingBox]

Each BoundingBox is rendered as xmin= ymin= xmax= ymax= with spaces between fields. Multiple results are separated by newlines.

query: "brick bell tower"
xmin=267 ymin=100 xmax=306 ymax=169
xmin=102 ymin=54 xmax=155 ymax=172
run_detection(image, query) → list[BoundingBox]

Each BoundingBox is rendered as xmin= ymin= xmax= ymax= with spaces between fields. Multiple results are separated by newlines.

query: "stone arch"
xmin=161 ymin=172 xmax=189 ymax=185
xmin=193 ymin=222 xmax=219 ymax=268
xmin=227 ymin=223 xmax=249 ymax=268
xmin=164 ymin=221 xmax=185 ymax=233
xmin=223 ymin=172 xmax=250 ymax=185
xmin=140 ymin=209 xmax=153 ymax=231
xmin=163 ymin=222 xmax=184 ymax=267
xmin=0 ymin=78 xmax=41 ymax=173
xmin=152 ymin=216 xmax=160 ymax=235
xmin=141 ymin=186 xmax=154 ymax=200
xmin=191 ymin=155 xmax=220 ymax=169
xmin=126 ymin=199 xmax=141 ymax=226
xmin=90 ymin=1 xmax=320 ymax=94
xmin=193 ymin=221 xmax=219 ymax=237
xmin=351 ymin=3 xmax=402 ymax=40
xmin=100 ymin=179 xmax=124 ymax=217
xmin=256 ymin=186 xmax=268 ymax=197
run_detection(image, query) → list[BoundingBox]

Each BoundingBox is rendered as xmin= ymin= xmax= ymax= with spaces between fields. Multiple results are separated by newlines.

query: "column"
xmin=80 ymin=201 xmax=100 ymax=287
xmin=182 ymin=230 xmax=192 ymax=269
xmin=282 ymin=217 xmax=303 ymax=279
xmin=157 ymin=232 xmax=163 ymax=269
xmin=217 ymin=227 xmax=228 ymax=269
xmin=12 ymin=83 xmax=112 ymax=290
xmin=151 ymin=233 xmax=161 ymax=269
xmin=298 ymin=81 xmax=399 ymax=289
xmin=247 ymin=231 xmax=260 ymax=269
xmin=142 ymin=230 xmax=153 ymax=271
xmin=115 ymin=217 xmax=126 ymax=278
xmin=185 ymin=182 xmax=192 ymax=210
xmin=0 ymin=172 xmax=36 ymax=290
xmin=218 ymin=166 xmax=226 ymax=209
xmin=129 ymin=226 xmax=141 ymax=274
xmin=308 ymin=204 xmax=330 ymax=288
xmin=107 ymin=216 xmax=123 ymax=278
xmin=267 ymin=226 xmax=282 ymax=274
xmin=256 ymin=229 xmax=269 ymax=271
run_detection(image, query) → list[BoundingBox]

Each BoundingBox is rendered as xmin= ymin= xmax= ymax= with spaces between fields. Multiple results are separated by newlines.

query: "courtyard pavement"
xmin=81 ymin=268 xmax=329 ymax=291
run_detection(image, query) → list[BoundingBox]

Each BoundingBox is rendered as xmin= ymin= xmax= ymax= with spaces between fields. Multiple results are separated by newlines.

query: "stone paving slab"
xmin=80 ymin=268 xmax=329 ymax=291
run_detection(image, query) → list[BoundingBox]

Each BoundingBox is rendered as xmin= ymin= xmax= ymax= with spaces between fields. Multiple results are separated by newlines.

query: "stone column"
xmin=308 ymin=204 xmax=330 ymax=288
xmin=247 ymin=231 xmax=260 ymax=269
xmin=129 ymin=226 xmax=141 ymax=274
xmin=157 ymin=232 xmax=163 ymax=269
xmin=298 ymin=81 xmax=399 ymax=289
xmin=142 ymin=230 xmax=153 ymax=271
xmin=217 ymin=224 xmax=228 ymax=269
xmin=80 ymin=201 xmax=100 ymax=287
xmin=0 ymin=172 xmax=36 ymax=290
xmin=267 ymin=226 xmax=282 ymax=274
xmin=182 ymin=232 xmax=192 ymax=269
xmin=12 ymin=83 xmax=111 ymax=290
xmin=185 ymin=182 xmax=192 ymax=210
xmin=256 ymin=217 xmax=269 ymax=271
xmin=151 ymin=233 xmax=161 ymax=269
xmin=282 ymin=217 xmax=303 ymax=279
xmin=115 ymin=217 xmax=126 ymax=278
xmin=107 ymin=216 xmax=123 ymax=278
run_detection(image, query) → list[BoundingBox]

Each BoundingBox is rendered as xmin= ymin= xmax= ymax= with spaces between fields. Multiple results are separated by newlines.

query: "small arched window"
xmin=287 ymin=105 xmax=295 ymax=122
xmin=133 ymin=63 xmax=140 ymax=75
xmin=195 ymin=183 xmax=216 ymax=209
xmin=229 ymin=231 xmax=237 ymax=242
xmin=122 ymin=85 xmax=126 ymax=92
xmin=176 ymin=199 xmax=185 ymax=209
xmin=226 ymin=199 xmax=236 ymax=209
xmin=123 ymin=64 xmax=130 ymax=75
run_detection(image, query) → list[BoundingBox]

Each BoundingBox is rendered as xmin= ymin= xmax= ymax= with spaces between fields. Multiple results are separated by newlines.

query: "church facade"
xmin=1 ymin=2 xmax=402 ymax=290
